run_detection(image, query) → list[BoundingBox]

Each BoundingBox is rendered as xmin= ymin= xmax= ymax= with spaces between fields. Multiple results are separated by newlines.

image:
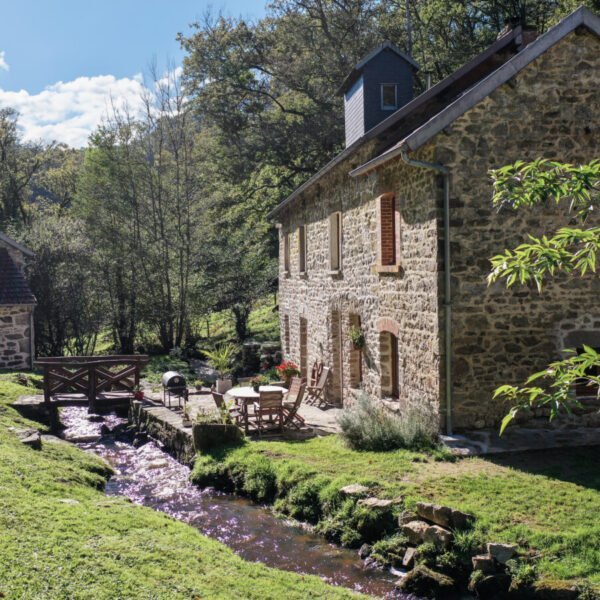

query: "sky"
xmin=0 ymin=0 xmax=265 ymax=147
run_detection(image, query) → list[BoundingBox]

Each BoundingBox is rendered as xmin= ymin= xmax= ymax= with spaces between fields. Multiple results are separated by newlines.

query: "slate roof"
xmin=0 ymin=248 xmax=36 ymax=305
xmin=270 ymin=7 xmax=599 ymax=218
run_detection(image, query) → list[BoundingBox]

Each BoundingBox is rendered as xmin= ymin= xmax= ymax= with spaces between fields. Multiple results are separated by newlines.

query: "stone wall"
xmin=0 ymin=305 xmax=33 ymax=370
xmin=435 ymin=30 xmax=600 ymax=429
xmin=277 ymin=142 xmax=443 ymax=419
xmin=276 ymin=28 xmax=599 ymax=431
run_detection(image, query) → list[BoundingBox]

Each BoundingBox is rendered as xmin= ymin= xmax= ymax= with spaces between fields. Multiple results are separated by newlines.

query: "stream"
xmin=60 ymin=407 xmax=409 ymax=599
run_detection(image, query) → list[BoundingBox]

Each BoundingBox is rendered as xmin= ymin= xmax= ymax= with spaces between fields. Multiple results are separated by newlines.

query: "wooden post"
xmin=88 ymin=365 xmax=96 ymax=414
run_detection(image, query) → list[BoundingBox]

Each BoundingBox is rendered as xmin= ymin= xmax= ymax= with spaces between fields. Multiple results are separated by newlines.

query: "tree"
xmin=487 ymin=159 xmax=600 ymax=432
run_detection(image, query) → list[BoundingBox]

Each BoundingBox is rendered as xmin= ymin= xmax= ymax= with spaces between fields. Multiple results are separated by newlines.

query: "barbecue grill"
xmin=161 ymin=371 xmax=188 ymax=408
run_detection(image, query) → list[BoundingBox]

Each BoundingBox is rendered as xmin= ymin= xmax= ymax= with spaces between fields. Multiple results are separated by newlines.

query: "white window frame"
xmin=381 ymin=83 xmax=398 ymax=110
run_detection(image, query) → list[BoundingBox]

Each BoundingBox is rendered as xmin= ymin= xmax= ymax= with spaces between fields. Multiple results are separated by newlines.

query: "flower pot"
xmin=133 ymin=390 xmax=144 ymax=401
xmin=182 ymin=418 xmax=192 ymax=428
xmin=252 ymin=384 xmax=260 ymax=393
xmin=216 ymin=379 xmax=233 ymax=394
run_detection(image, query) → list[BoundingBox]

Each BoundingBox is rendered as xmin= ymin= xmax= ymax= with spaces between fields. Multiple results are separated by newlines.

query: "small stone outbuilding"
xmin=270 ymin=8 xmax=600 ymax=432
xmin=0 ymin=233 xmax=36 ymax=370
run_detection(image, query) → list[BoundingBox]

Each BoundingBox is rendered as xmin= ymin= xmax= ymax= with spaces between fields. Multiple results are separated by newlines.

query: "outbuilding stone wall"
xmin=0 ymin=305 xmax=33 ymax=370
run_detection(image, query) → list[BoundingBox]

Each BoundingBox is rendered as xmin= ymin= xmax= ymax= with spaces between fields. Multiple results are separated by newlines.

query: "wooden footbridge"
xmin=36 ymin=355 xmax=149 ymax=429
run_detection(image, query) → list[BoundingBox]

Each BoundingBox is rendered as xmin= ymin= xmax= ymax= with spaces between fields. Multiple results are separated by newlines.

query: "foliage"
xmin=275 ymin=360 xmax=301 ymax=381
xmin=191 ymin=433 xmax=600 ymax=588
xmin=349 ymin=325 xmax=365 ymax=349
xmin=506 ymin=558 xmax=538 ymax=589
xmin=337 ymin=394 xmax=439 ymax=451
xmin=496 ymin=346 xmax=600 ymax=434
xmin=0 ymin=377 xmax=361 ymax=599
xmin=488 ymin=159 xmax=600 ymax=430
xmin=203 ymin=343 xmax=238 ymax=378
xmin=370 ymin=534 xmax=409 ymax=567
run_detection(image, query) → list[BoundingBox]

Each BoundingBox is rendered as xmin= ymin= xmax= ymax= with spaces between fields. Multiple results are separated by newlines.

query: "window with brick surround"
xmin=298 ymin=225 xmax=307 ymax=274
xmin=328 ymin=211 xmax=342 ymax=271
xmin=376 ymin=193 xmax=401 ymax=268
xmin=283 ymin=314 xmax=290 ymax=355
xmin=283 ymin=232 xmax=290 ymax=274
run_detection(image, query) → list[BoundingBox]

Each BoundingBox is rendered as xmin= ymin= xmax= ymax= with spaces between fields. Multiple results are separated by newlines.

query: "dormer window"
xmin=381 ymin=84 xmax=398 ymax=110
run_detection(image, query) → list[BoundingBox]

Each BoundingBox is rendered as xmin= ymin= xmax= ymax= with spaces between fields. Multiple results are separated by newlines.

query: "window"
xmin=283 ymin=315 xmax=290 ymax=355
xmin=299 ymin=317 xmax=308 ymax=379
xmin=298 ymin=225 xmax=307 ymax=274
xmin=328 ymin=212 xmax=342 ymax=272
xmin=380 ymin=331 xmax=399 ymax=398
xmin=349 ymin=314 xmax=362 ymax=388
xmin=381 ymin=84 xmax=398 ymax=110
xmin=376 ymin=193 xmax=401 ymax=270
xmin=283 ymin=232 xmax=290 ymax=274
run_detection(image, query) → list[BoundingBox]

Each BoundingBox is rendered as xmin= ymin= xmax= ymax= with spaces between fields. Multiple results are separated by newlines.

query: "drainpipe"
xmin=399 ymin=151 xmax=453 ymax=435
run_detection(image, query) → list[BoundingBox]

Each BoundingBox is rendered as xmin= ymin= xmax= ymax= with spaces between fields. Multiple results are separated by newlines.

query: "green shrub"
xmin=337 ymin=394 xmax=439 ymax=451
xmin=190 ymin=455 xmax=232 ymax=490
xmin=506 ymin=559 xmax=537 ymax=589
xmin=371 ymin=534 xmax=409 ymax=567
xmin=237 ymin=455 xmax=277 ymax=503
xmin=276 ymin=476 xmax=329 ymax=523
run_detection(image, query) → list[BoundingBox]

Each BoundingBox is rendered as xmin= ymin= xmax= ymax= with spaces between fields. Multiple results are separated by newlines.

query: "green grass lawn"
xmin=0 ymin=375 xmax=365 ymax=600
xmin=195 ymin=435 xmax=600 ymax=590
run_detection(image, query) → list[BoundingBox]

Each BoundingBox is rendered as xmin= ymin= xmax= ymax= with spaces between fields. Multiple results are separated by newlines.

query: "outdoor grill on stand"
xmin=161 ymin=371 xmax=188 ymax=409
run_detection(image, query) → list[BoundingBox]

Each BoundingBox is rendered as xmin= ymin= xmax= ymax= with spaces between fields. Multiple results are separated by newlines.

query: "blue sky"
xmin=0 ymin=0 xmax=265 ymax=146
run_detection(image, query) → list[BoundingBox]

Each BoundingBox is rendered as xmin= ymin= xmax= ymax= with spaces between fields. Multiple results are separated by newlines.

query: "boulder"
xmin=15 ymin=428 xmax=42 ymax=450
xmin=469 ymin=573 xmax=511 ymax=599
xmin=340 ymin=484 xmax=370 ymax=498
xmin=399 ymin=565 xmax=456 ymax=598
xmin=487 ymin=542 xmax=517 ymax=565
xmin=402 ymin=547 xmax=417 ymax=569
xmin=402 ymin=520 xmax=430 ymax=545
xmin=416 ymin=501 xmax=436 ymax=522
xmin=450 ymin=508 xmax=475 ymax=530
xmin=424 ymin=525 xmax=453 ymax=550
xmin=532 ymin=582 xmax=579 ymax=600
xmin=398 ymin=510 xmax=419 ymax=526
xmin=358 ymin=543 xmax=372 ymax=559
xmin=472 ymin=554 xmax=496 ymax=575
xmin=433 ymin=505 xmax=453 ymax=528
xmin=358 ymin=497 xmax=395 ymax=509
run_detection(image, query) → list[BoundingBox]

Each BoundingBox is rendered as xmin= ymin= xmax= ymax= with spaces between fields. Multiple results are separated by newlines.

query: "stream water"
xmin=60 ymin=407 xmax=409 ymax=599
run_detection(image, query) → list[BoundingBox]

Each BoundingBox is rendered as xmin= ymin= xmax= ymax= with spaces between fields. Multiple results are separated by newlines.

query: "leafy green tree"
xmin=488 ymin=159 xmax=600 ymax=432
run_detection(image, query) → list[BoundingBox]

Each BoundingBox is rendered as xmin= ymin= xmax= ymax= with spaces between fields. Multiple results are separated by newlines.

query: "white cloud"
xmin=0 ymin=73 xmax=147 ymax=147
xmin=0 ymin=51 xmax=8 ymax=71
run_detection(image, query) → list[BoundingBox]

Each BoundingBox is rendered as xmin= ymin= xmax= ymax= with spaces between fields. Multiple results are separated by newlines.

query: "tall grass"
xmin=337 ymin=394 xmax=439 ymax=451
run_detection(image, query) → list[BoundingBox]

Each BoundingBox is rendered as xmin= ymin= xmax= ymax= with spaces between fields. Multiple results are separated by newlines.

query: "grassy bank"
xmin=0 ymin=375 xmax=364 ymax=600
xmin=192 ymin=436 xmax=600 ymax=591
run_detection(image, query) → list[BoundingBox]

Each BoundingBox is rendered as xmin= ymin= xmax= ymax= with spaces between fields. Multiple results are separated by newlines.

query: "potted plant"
xmin=193 ymin=379 xmax=204 ymax=392
xmin=349 ymin=325 xmax=365 ymax=350
xmin=192 ymin=407 xmax=243 ymax=451
xmin=250 ymin=374 xmax=269 ymax=393
xmin=204 ymin=343 xmax=237 ymax=394
xmin=182 ymin=404 xmax=193 ymax=427
xmin=275 ymin=360 xmax=301 ymax=388
xmin=133 ymin=385 xmax=144 ymax=401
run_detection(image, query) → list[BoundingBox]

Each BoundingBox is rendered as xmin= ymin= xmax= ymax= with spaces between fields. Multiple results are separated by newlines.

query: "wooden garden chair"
xmin=283 ymin=377 xmax=306 ymax=429
xmin=252 ymin=390 xmax=284 ymax=435
xmin=305 ymin=366 xmax=330 ymax=407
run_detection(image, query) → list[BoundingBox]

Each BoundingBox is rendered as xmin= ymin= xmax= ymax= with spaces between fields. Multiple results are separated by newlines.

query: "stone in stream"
xmin=471 ymin=554 xmax=496 ymax=574
xmin=398 ymin=510 xmax=418 ymax=526
xmin=358 ymin=543 xmax=372 ymax=559
xmin=401 ymin=520 xmax=430 ymax=545
xmin=402 ymin=547 xmax=417 ymax=569
xmin=423 ymin=524 xmax=453 ymax=550
xmin=398 ymin=565 xmax=456 ymax=598
xmin=487 ymin=542 xmax=517 ymax=564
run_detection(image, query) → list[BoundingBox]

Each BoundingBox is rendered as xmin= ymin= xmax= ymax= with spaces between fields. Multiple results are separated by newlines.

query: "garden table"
xmin=226 ymin=385 xmax=287 ymax=433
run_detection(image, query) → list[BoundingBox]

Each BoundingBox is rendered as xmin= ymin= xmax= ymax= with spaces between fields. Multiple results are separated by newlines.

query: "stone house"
xmin=0 ymin=232 xmax=36 ymax=370
xmin=270 ymin=8 xmax=600 ymax=432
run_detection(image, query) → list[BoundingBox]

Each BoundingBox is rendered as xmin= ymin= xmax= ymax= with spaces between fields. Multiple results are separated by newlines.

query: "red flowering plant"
xmin=276 ymin=361 xmax=301 ymax=387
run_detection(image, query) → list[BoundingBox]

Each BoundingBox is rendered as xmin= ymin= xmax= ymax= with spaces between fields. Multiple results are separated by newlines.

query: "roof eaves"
xmin=0 ymin=232 xmax=34 ymax=257
xmin=350 ymin=6 xmax=599 ymax=177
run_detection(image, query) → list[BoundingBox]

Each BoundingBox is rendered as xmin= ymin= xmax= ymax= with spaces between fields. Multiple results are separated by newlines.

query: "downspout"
xmin=399 ymin=150 xmax=453 ymax=435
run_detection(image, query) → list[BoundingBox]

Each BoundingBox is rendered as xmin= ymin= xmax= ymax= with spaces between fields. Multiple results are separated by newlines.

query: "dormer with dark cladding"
xmin=340 ymin=42 xmax=419 ymax=147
